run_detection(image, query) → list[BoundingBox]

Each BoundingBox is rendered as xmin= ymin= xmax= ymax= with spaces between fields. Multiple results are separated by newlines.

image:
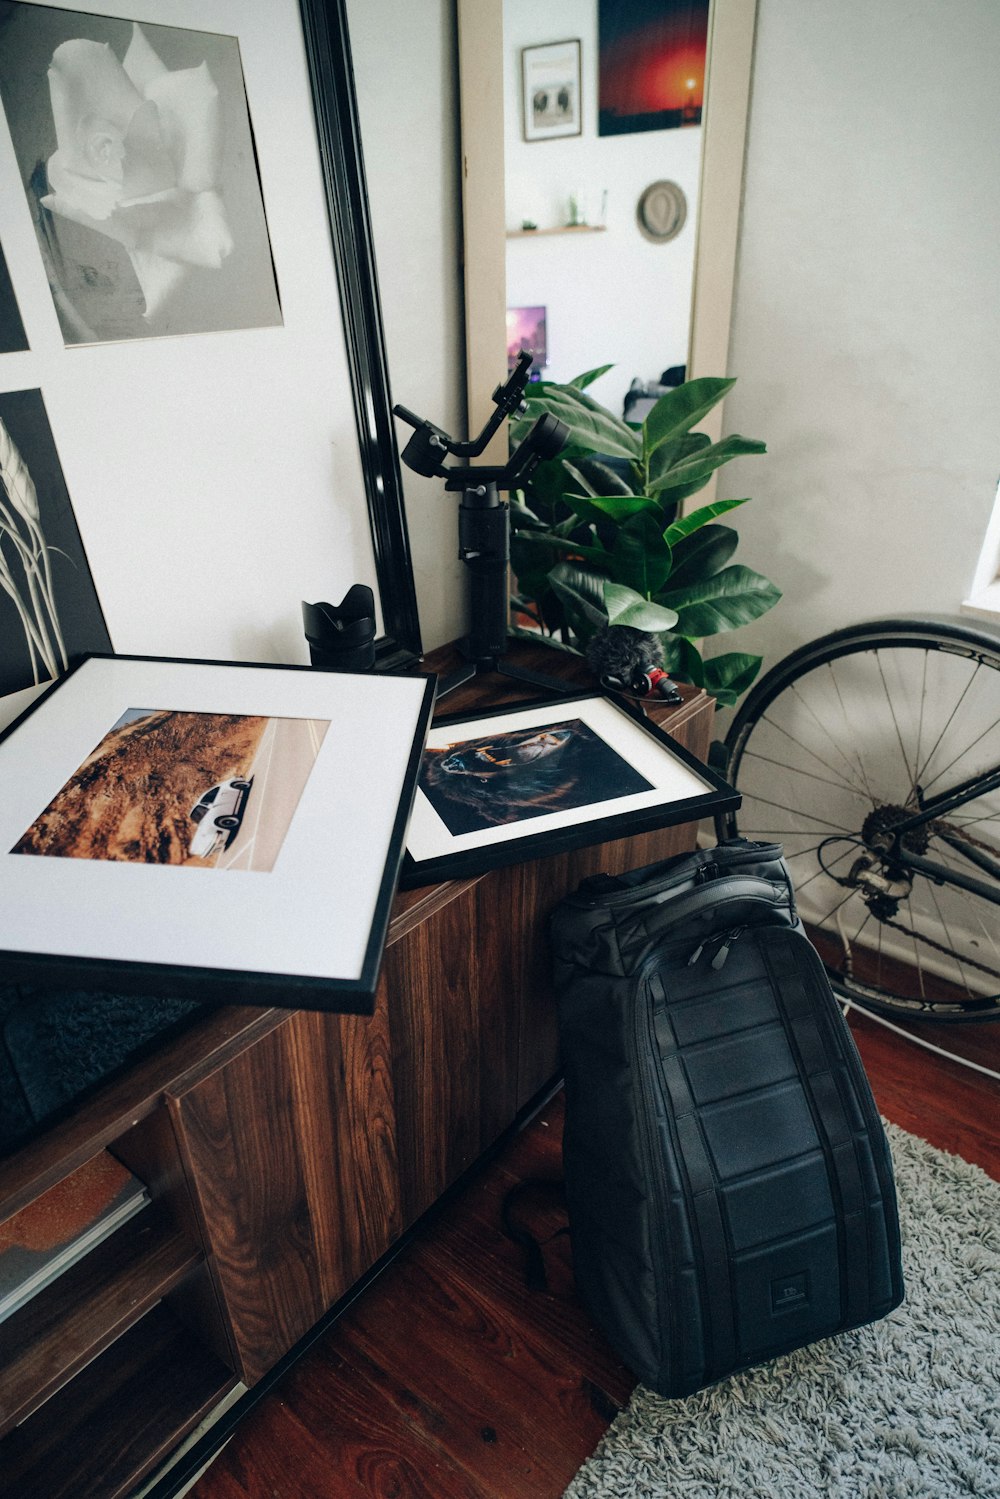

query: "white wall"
xmin=503 ymin=0 xmax=702 ymax=415
xmin=716 ymin=0 xmax=1000 ymax=676
xmin=346 ymin=0 xmax=467 ymax=652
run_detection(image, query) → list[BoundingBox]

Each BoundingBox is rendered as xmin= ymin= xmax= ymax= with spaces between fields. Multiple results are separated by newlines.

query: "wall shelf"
xmin=506 ymin=225 xmax=607 ymax=238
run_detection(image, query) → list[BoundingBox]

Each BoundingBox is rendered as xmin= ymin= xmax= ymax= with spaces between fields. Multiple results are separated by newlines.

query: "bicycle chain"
xmin=931 ymin=818 xmax=999 ymax=858
xmin=868 ymin=911 xmax=1000 ymax=982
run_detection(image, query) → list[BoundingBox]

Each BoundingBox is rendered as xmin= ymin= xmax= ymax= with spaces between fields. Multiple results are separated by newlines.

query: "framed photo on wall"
xmin=0 ymin=0 xmax=421 ymax=676
xmin=0 ymin=388 xmax=111 ymax=700
xmin=598 ymin=0 xmax=709 ymax=135
xmin=0 ymin=237 xmax=27 ymax=352
xmin=521 ymin=39 xmax=582 ymax=142
xmin=0 ymin=654 xmax=435 ymax=1012
xmin=401 ymin=691 xmax=738 ymax=886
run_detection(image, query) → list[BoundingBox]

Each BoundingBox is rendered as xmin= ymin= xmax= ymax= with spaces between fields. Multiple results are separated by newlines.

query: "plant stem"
xmin=0 ymin=552 xmax=50 ymax=683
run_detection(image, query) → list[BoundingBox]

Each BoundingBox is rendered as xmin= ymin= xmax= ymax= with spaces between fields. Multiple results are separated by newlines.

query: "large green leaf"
xmin=517 ymin=384 xmax=641 ymax=459
xmin=701 ymin=652 xmax=763 ymax=706
xmin=663 ymin=524 xmax=740 ymax=589
xmin=548 ymin=561 xmax=609 ymax=646
xmin=603 ymin=582 xmax=678 ymax=632
xmin=609 ymin=511 xmax=673 ymax=596
xmin=660 ymin=565 xmax=782 ymax=637
xmin=643 ymin=377 xmax=735 ymax=458
xmin=516 ymin=454 xmax=579 ymax=521
xmin=510 ymin=534 xmax=561 ymax=611
xmin=658 ymin=634 xmax=706 ymax=687
xmin=509 ymin=494 xmax=544 ymax=527
xmin=565 ymin=457 xmax=637 ymax=498
xmin=647 ymin=431 xmax=711 ymax=489
xmin=513 ymin=530 xmax=608 ymax=565
xmin=584 ymin=494 xmax=662 ymax=523
xmin=663 ymin=498 xmax=748 ymax=546
xmin=569 ymin=365 xmax=615 ymax=389
xmin=648 ymin=435 xmax=766 ymax=498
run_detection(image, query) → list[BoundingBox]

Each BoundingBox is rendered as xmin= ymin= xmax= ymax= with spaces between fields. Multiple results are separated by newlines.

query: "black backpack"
xmin=548 ymin=838 xmax=904 ymax=1398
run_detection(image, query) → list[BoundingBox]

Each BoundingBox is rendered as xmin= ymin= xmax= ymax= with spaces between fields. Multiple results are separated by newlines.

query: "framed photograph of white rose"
xmin=0 ymin=0 xmax=422 ymax=678
xmin=0 ymin=3 xmax=282 ymax=343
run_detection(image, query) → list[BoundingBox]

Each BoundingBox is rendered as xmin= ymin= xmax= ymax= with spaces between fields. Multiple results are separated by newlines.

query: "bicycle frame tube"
xmin=872 ymin=761 xmax=1000 ymax=900
xmin=891 ymin=848 xmax=1000 ymax=905
xmin=905 ymin=763 xmax=1000 ymax=832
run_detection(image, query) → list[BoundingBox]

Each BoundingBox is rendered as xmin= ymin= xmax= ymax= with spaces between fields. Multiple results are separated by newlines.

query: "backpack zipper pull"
xmin=711 ymin=927 xmax=745 ymax=970
xmin=687 ymin=942 xmax=705 ymax=966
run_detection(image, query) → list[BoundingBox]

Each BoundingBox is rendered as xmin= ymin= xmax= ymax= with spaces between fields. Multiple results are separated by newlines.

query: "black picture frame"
xmin=299 ymin=0 xmax=422 ymax=669
xmin=401 ymin=690 xmax=738 ymax=887
xmin=521 ymin=38 xmax=583 ymax=143
xmin=0 ymin=653 xmax=435 ymax=1013
xmin=0 ymin=0 xmax=422 ymax=675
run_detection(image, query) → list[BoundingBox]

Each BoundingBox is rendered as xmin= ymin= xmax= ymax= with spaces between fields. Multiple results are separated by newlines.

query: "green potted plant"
xmin=509 ymin=370 xmax=780 ymax=705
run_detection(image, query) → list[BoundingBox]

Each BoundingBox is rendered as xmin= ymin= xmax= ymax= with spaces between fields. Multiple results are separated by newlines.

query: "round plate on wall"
xmin=636 ymin=180 xmax=687 ymax=243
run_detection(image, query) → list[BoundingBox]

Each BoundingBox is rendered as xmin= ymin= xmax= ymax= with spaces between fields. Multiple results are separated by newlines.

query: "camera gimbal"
xmin=393 ymin=352 xmax=572 ymax=697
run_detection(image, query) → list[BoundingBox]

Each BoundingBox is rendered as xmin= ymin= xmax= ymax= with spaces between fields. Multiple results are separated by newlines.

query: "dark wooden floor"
xmin=191 ymin=1009 xmax=1000 ymax=1499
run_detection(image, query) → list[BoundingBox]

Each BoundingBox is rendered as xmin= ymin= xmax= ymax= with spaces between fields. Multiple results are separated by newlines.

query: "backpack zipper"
xmin=687 ymin=926 xmax=746 ymax=969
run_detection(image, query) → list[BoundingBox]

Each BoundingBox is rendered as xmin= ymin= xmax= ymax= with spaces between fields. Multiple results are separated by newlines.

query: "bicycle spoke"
xmin=825 ymin=662 xmax=880 ymax=806
xmin=921 ymin=709 xmax=1000 ymax=795
xmin=756 ymin=709 xmax=870 ymax=801
xmin=737 ymin=792 xmax=856 ymax=836
xmin=796 ymin=843 xmax=856 ymax=894
xmin=913 ymin=658 xmax=981 ymax=792
xmin=876 ymin=650 xmax=918 ymax=798
xmin=739 ymin=748 xmax=871 ymax=799
xmin=911 ymin=922 xmax=927 ymax=1000
xmin=924 ymin=881 xmax=973 ymax=997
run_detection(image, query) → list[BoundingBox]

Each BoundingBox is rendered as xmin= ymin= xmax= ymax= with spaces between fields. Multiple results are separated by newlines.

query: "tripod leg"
xmin=436 ymin=659 xmax=480 ymax=698
xmin=496 ymin=661 xmax=578 ymax=695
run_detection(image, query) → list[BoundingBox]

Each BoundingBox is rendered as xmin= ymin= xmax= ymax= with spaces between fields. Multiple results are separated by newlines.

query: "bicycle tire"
xmin=715 ymin=615 xmax=1000 ymax=1021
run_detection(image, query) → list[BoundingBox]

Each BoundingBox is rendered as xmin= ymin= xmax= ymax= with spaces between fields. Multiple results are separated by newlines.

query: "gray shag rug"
xmin=565 ymin=1123 xmax=1000 ymax=1498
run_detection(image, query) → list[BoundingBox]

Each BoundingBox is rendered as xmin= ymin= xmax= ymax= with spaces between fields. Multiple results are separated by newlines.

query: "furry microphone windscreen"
xmin=585 ymin=626 xmax=665 ymax=683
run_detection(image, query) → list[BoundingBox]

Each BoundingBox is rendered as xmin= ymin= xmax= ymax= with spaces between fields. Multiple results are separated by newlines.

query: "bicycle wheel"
xmin=716 ymin=615 xmax=1000 ymax=1020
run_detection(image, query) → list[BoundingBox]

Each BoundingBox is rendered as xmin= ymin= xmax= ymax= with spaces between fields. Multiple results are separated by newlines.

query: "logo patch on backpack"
xmin=771 ymin=1272 xmax=809 ymax=1313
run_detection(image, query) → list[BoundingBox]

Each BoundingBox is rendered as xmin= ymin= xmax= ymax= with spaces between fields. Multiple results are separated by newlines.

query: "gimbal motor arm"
xmin=392 ymin=350 xmax=569 ymax=490
xmin=391 ymin=352 xmax=574 ymax=698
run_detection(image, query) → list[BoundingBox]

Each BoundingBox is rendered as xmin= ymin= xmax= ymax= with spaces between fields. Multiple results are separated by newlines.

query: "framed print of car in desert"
xmin=0 ymin=654 xmax=435 ymax=1012
xmin=400 ymin=692 xmax=738 ymax=886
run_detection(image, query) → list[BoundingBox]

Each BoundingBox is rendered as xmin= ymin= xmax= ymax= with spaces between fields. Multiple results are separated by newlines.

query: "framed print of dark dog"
xmin=401 ymin=692 xmax=738 ymax=886
xmin=0 ymin=0 xmax=420 ymax=673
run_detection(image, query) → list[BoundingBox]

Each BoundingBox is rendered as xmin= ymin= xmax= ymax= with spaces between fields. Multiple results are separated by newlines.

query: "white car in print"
xmin=188 ymin=776 xmax=254 ymax=858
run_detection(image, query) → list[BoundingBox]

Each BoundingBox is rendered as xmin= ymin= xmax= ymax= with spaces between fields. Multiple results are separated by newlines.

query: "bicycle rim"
xmin=721 ymin=618 xmax=1000 ymax=1020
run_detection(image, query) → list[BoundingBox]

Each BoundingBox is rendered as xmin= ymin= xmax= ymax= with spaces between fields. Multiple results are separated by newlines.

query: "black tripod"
xmin=394 ymin=352 xmax=573 ymax=698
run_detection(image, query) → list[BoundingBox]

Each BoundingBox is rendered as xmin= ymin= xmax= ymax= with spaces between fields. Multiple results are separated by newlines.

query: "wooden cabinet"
xmin=0 ymin=649 xmax=715 ymax=1498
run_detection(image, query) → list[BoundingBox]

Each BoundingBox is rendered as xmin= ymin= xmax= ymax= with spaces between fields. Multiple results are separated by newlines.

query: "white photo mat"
xmin=0 ymin=0 xmax=383 ymax=668
xmin=403 ymin=693 xmax=736 ymax=884
xmin=0 ymin=656 xmax=434 ymax=1007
